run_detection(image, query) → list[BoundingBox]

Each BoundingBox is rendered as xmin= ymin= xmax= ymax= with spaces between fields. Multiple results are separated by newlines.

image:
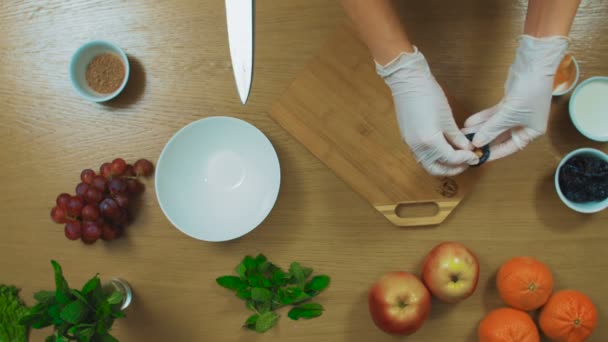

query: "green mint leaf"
xmin=50 ymin=260 xmax=71 ymax=304
xmin=216 ymin=276 xmax=247 ymax=291
xmin=258 ymin=261 xmax=271 ymax=273
xmin=236 ymin=287 xmax=252 ymax=299
xmin=19 ymin=312 xmax=43 ymax=326
xmin=81 ymin=275 xmax=100 ymax=295
xmin=292 ymin=292 xmax=311 ymax=305
xmin=56 ymin=336 xmax=68 ymax=342
xmin=55 ymin=289 xmax=70 ymax=305
xmin=75 ymin=326 xmax=95 ymax=340
xmin=97 ymin=333 xmax=119 ymax=342
xmin=34 ymin=290 xmax=55 ymax=303
xmin=287 ymin=303 xmax=324 ymax=320
xmin=261 ymin=277 xmax=272 ymax=288
xmin=235 ymin=263 xmax=247 ymax=279
xmin=59 ymin=300 xmax=89 ymax=324
xmin=68 ymin=325 xmax=79 ymax=335
xmin=45 ymin=336 xmax=55 ymax=342
xmin=251 ymin=288 xmax=272 ymax=303
xmin=244 ymin=314 xmax=259 ymax=329
xmin=70 ymin=289 xmax=91 ymax=306
xmin=48 ymin=304 xmax=61 ymax=321
xmin=31 ymin=314 xmax=53 ymax=329
xmin=255 ymin=254 xmax=267 ymax=266
xmin=255 ymin=312 xmax=279 ymax=333
xmin=106 ymin=291 xmax=124 ymax=305
xmin=289 ymin=262 xmax=306 ymax=289
xmin=243 ymin=256 xmax=257 ymax=272
xmin=263 ymin=262 xmax=280 ymax=276
xmin=305 ymin=275 xmax=330 ymax=293
xmin=280 ymin=287 xmax=310 ymax=305
xmin=96 ymin=301 xmax=112 ymax=327
xmin=271 ymin=269 xmax=288 ymax=286
xmin=247 ymin=275 xmax=262 ymax=287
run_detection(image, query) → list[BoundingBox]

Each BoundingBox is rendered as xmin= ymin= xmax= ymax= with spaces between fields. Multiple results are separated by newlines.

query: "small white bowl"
xmin=569 ymin=76 xmax=608 ymax=142
xmin=69 ymin=40 xmax=130 ymax=102
xmin=555 ymin=148 xmax=608 ymax=214
xmin=155 ymin=117 xmax=281 ymax=242
xmin=552 ymin=54 xmax=579 ymax=96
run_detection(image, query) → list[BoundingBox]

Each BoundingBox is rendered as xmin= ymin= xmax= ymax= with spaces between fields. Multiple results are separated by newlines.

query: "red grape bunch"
xmin=50 ymin=158 xmax=154 ymax=244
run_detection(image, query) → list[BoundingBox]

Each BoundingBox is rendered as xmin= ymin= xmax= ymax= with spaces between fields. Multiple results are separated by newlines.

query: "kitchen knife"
xmin=225 ymin=0 xmax=253 ymax=104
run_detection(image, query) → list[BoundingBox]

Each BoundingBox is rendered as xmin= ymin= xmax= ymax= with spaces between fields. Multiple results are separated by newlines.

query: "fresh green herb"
xmin=288 ymin=303 xmax=324 ymax=320
xmin=255 ymin=312 xmax=279 ymax=333
xmin=243 ymin=314 xmax=259 ymax=329
xmin=0 ymin=285 xmax=29 ymax=342
xmin=305 ymin=275 xmax=331 ymax=296
xmin=216 ymin=254 xmax=330 ymax=333
xmin=19 ymin=260 xmax=126 ymax=342
xmin=216 ymin=276 xmax=247 ymax=291
xmin=288 ymin=262 xmax=306 ymax=289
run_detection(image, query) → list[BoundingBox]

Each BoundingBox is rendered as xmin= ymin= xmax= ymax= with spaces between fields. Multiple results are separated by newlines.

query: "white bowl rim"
xmin=552 ymin=54 xmax=579 ymax=96
xmin=155 ymin=116 xmax=281 ymax=242
xmin=554 ymin=147 xmax=608 ymax=214
xmin=69 ymin=40 xmax=131 ymax=102
xmin=568 ymin=76 xmax=608 ymax=142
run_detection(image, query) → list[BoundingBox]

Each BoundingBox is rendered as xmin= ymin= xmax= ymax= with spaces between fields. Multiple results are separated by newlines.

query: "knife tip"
xmin=238 ymin=90 xmax=250 ymax=105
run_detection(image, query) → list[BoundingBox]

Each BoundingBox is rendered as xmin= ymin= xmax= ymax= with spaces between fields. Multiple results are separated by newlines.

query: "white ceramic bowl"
xmin=569 ymin=76 xmax=608 ymax=142
xmin=155 ymin=117 xmax=281 ymax=241
xmin=552 ymin=54 xmax=579 ymax=96
xmin=69 ymin=40 xmax=130 ymax=102
xmin=554 ymin=148 xmax=608 ymax=214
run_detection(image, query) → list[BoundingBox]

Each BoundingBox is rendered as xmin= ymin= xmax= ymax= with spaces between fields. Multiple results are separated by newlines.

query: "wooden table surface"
xmin=1 ymin=1 xmax=607 ymax=341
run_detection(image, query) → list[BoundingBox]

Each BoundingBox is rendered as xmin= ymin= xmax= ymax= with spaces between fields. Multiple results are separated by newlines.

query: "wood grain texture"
xmin=270 ymin=24 xmax=480 ymax=227
xmin=0 ymin=1 xmax=607 ymax=341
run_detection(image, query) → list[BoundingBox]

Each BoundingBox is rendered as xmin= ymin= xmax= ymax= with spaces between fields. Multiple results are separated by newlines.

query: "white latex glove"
xmin=377 ymin=48 xmax=478 ymax=176
xmin=464 ymin=35 xmax=569 ymax=161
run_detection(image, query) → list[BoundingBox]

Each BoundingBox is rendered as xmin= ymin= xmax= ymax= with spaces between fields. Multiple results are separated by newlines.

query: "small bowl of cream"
xmin=569 ymin=76 xmax=608 ymax=142
xmin=552 ymin=54 xmax=579 ymax=96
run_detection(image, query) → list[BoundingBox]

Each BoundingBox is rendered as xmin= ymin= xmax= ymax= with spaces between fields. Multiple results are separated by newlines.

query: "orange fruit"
xmin=539 ymin=290 xmax=598 ymax=342
xmin=478 ymin=308 xmax=540 ymax=342
xmin=496 ymin=256 xmax=553 ymax=311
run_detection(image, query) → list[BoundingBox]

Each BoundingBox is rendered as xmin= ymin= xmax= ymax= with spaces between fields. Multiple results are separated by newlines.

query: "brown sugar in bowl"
xmin=552 ymin=53 xmax=579 ymax=96
xmin=70 ymin=41 xmax=130 ymax=102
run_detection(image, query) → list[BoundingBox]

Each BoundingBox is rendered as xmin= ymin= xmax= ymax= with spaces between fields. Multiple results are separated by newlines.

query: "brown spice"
xmin=553 ymin=54 xmax=575 ymax=92
xmin=86 ymin=53 xmax=125 ymax=94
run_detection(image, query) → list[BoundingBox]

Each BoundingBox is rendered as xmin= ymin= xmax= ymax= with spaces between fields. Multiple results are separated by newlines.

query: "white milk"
xmin=571 ymin=79 xmax=608 ymax=139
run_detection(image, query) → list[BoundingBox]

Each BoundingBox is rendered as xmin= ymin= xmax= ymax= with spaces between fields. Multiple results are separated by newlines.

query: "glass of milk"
xmin=569 ymin=77 xmax=608 ymax=142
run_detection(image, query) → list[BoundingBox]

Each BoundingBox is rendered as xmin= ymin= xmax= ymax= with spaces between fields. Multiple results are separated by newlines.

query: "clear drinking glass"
xmin=102 ymin=278 xmax=133 ymax=310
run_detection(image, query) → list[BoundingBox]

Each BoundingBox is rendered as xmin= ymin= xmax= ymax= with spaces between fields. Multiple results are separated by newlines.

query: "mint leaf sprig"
xmin=216 ymin=254 xmax=331 ymax=333
xmin=19 ymin=260 xmax=125 ymax=342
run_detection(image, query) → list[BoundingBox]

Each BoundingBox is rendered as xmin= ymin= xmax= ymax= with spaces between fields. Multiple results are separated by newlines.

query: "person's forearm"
xmin=524 ymin=0 xmax=581 ymax=37
xmin=339 ymin=0 xmax=413 ymax=65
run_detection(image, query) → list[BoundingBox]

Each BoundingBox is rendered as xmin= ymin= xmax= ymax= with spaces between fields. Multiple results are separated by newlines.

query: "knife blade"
xmin=225 ymin=0 xmax=253 ymax=104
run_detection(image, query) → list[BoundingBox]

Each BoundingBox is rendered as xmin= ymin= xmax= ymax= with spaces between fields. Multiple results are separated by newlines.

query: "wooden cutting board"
xmin=270 ymin=23 xmax=481 ymax=227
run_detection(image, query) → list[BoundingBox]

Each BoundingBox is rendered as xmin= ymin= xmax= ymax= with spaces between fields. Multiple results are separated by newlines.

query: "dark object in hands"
xmin=465 ymin=134 xmax=490 ymax=167
xmin=558 ymin=155 xmax=608 ymax=203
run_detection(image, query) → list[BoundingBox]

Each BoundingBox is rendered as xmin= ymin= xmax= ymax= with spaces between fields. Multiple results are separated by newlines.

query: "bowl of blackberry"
xmin=555 ymin=148 xmax=608 ymax=214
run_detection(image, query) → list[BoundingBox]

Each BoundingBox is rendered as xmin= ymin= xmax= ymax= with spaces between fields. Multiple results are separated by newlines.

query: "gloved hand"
xmin=377 ymin=48 xmax=478 ymax=176
xmin=464 ymin=35 xmax=569 ymax=161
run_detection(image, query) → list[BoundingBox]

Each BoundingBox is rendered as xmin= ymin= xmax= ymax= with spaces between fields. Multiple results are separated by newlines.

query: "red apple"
xmin=422 ymin=241 xmax=479 ymax=303
xmin=368 ymin=271 xmax=431 ymax=335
